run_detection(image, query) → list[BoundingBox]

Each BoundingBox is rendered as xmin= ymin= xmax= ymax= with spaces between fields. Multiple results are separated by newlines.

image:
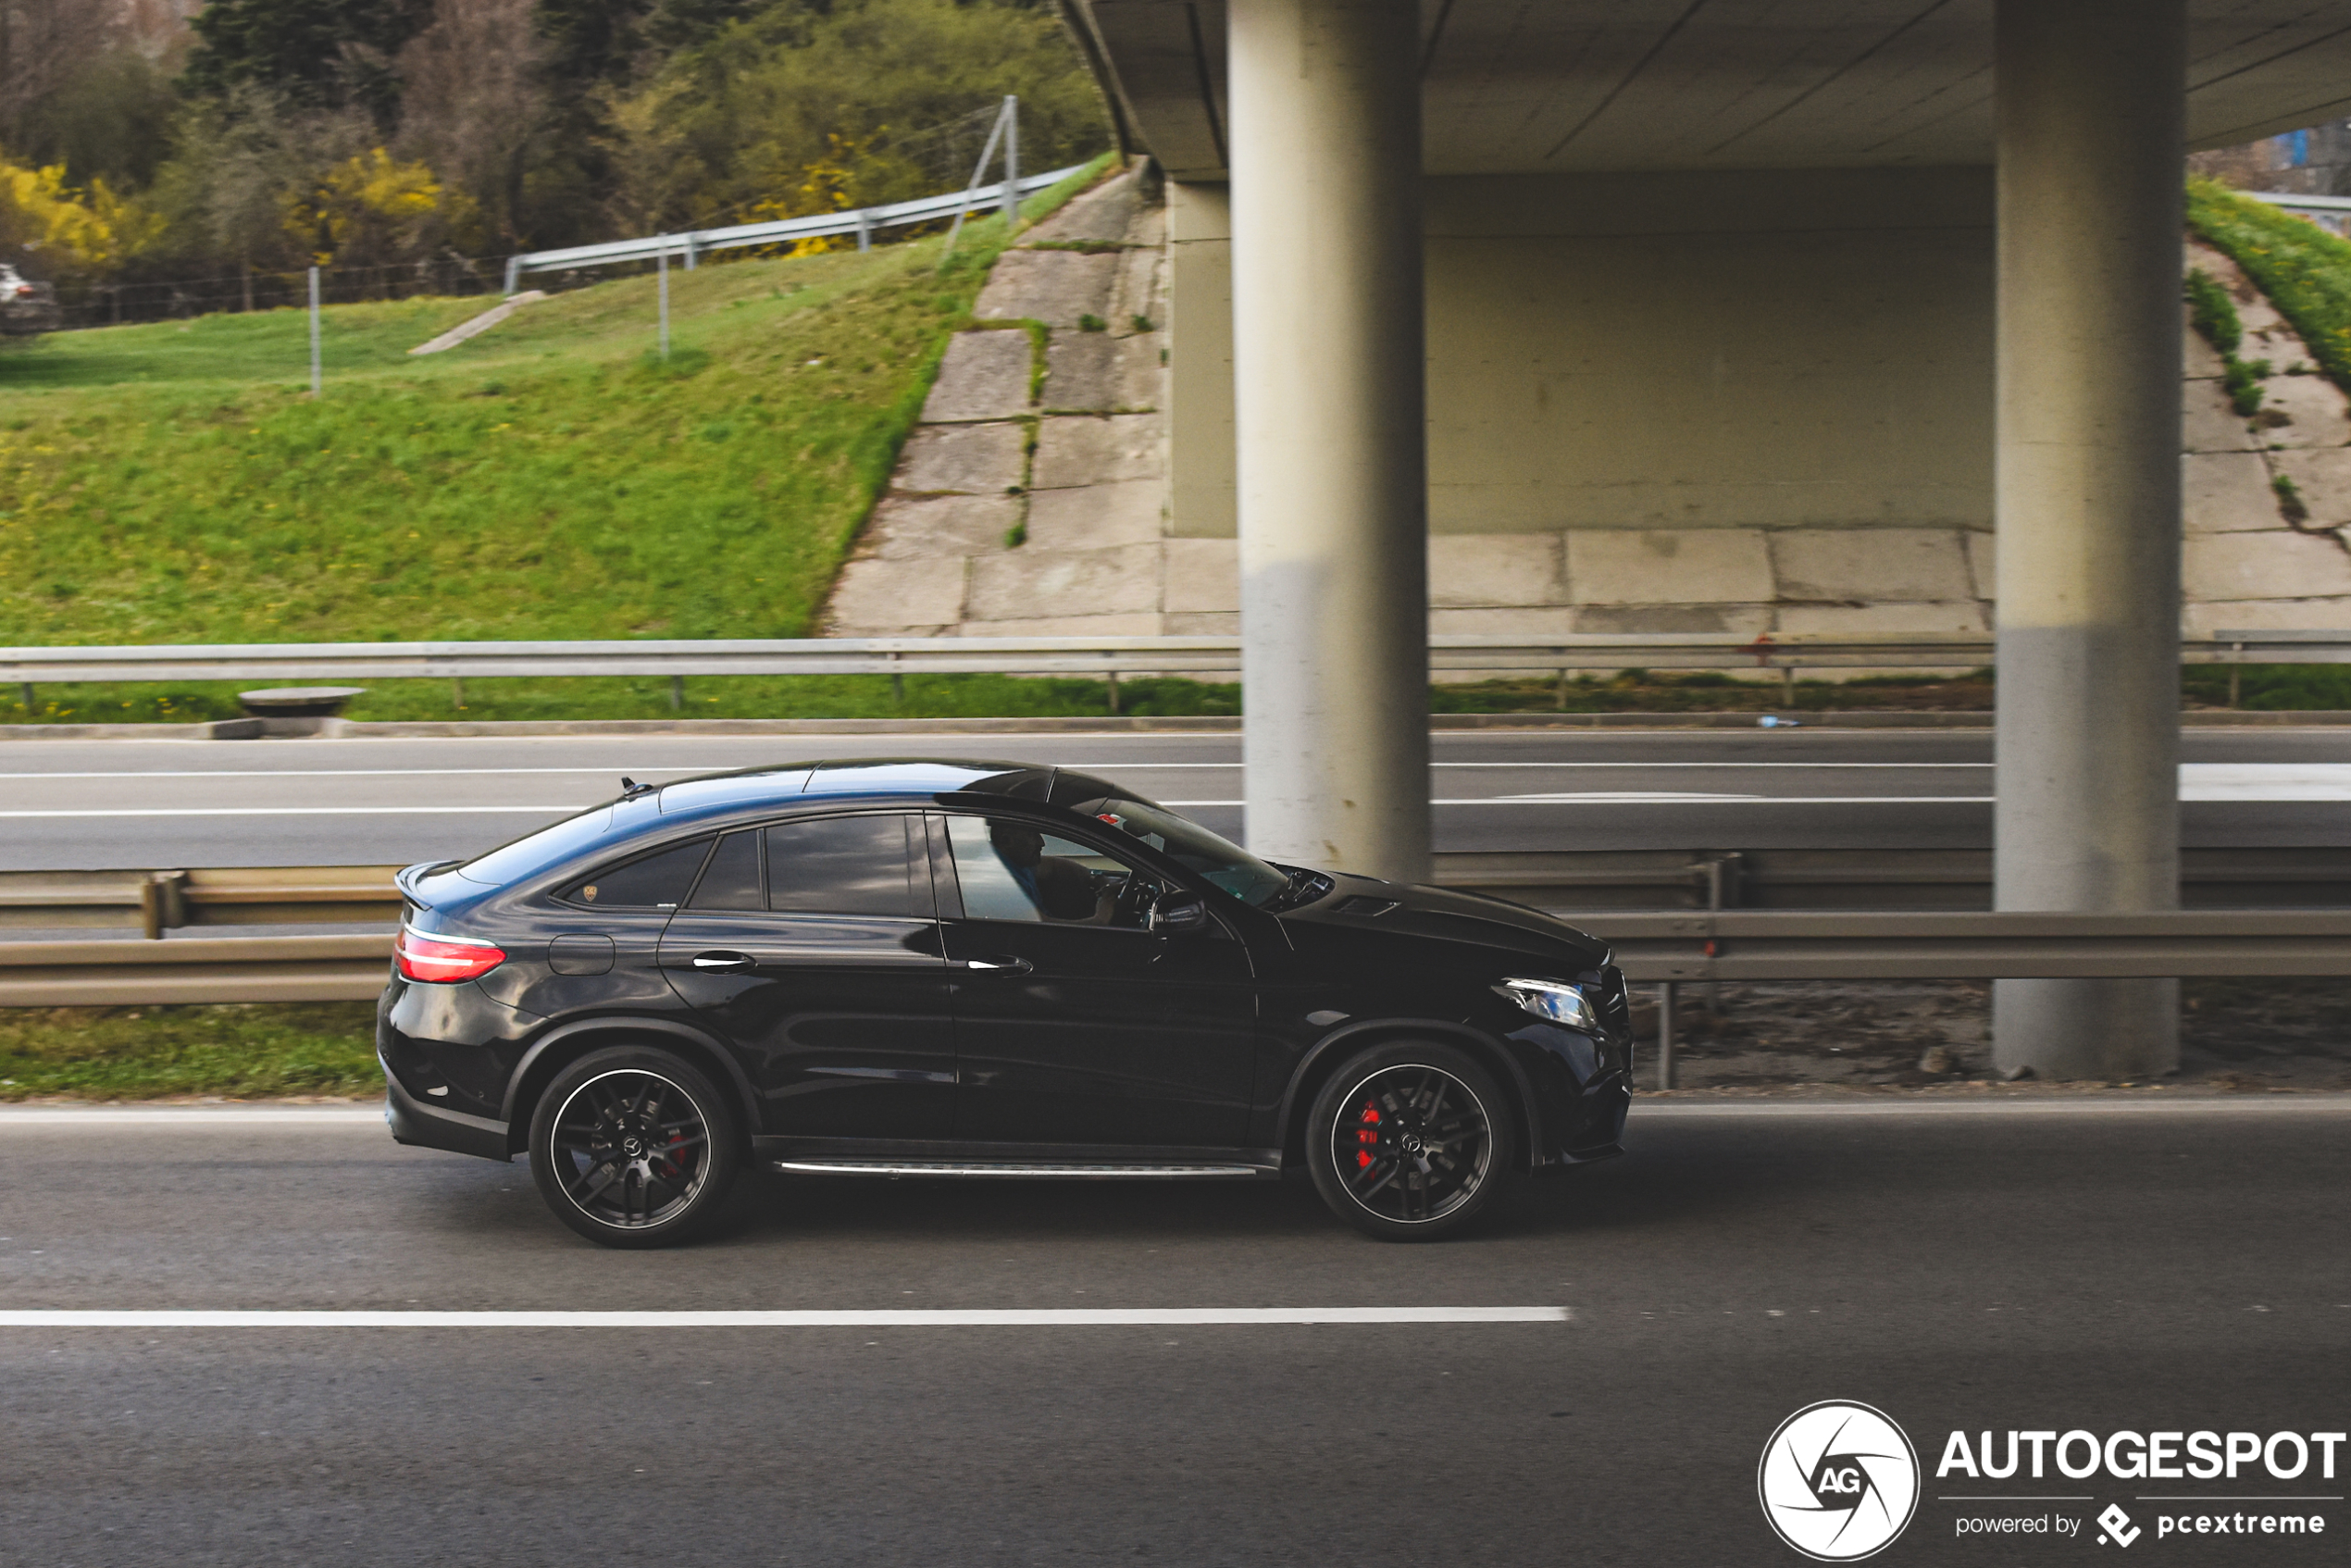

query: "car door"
xmin=933 ymin=811 xmax=1258 ymax=1151
xmin=658 ymin=812 xmax=953 ymax=1141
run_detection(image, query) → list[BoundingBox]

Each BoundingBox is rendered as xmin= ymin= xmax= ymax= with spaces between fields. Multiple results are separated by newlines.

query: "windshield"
xmin=1070 ymin=797 xmax=1290 ymax=907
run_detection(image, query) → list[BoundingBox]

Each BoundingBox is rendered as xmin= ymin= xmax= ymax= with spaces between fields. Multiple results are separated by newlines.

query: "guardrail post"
xmin=1000 ymin=96 xmax=1020 ymax=229
xmin=504 ymin=255 xmax=522 ymax=295
xmin=17 ymin=682 xmax=33 ymax=716
xmin=855 ymin=209 xmax=873 ymax=253
xmin=669 ymin=676 xmax=684 ymax=712
xmin=307 ymin=266 xmax=322 ymax=397
xmin=657 ymin=244 xmax=671 ymax=360
xmin=1656 ymin=982 xmax=1676 ymax=1090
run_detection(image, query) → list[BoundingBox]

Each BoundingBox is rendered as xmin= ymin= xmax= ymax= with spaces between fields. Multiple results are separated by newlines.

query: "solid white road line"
xmin=0 ymin=806 xmax=580 ymax=817
xmin=0 ymin=1109 xmax=384 ymax=1126
xmin=1636 ymin=1097 xmax=2351 ymax=1116
xmin=0 ymin=1306 xmax=1570 ymax=1328
xmin=7 ymin=1099 xmax=2348 ymax=1132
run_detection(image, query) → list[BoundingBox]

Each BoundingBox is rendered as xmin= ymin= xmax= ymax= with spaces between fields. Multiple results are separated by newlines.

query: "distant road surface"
xmin=6 ymin=725 xmax=2351 ymax=868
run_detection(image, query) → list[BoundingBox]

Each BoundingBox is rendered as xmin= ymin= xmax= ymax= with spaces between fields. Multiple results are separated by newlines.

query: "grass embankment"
xmin=0 ymin=1003 xmax=379 ymax=1101
xmin=0 ymin=157 xmax=1113 ymax=676
xmin=2188 ymin=177 xmax=2351 ymax=393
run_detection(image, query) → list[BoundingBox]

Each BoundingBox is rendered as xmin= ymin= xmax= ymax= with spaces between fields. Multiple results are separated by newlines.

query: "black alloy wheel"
xmin=1306 ymin=1042 xmax=1513 ymax=1241
xmin=528 ymin=1046 xmax=740 ymax=1248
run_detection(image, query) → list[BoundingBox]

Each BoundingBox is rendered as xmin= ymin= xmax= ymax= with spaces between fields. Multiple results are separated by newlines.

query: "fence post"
xmin=1000 ymin=95 xmax=1021 ymax=229
xmin=1656 ymin=981 xmax=1676 ymax=1090
xmin=657 ymin=244 xmax=671 ymax=360
xmin=307 ymin=266 xmax=322 ymax=397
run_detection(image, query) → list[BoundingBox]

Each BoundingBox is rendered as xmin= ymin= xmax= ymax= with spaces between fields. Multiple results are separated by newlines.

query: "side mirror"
xmin=1148 ymin=891 xmax=1210 ymax=935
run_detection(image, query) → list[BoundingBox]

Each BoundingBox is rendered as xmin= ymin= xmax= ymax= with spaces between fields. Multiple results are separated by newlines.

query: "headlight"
xmin=1494 ymin=977 xmax=1597 ymax=1032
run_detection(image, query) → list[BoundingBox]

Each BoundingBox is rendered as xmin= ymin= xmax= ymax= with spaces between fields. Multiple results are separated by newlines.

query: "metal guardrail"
xmin=3 ymin=911 xmax=2348 ymax=1008
xmin=500 ymin=165 xmax=1086 ymax=292
xmin=0 ymin=867 xmax=404 ymax=938
xmin=0 ymin=935 xmax=390 ymax=1007
xmin=4 ymin=629 xmax=2343 ymax=690
xmin=1603 ymin=910 xmax=2351 ymax=983
xmin=2242 ymin=190 xmax=2351 ymax=237
xmin=12 ymin=849 xmax=2351 ymax=938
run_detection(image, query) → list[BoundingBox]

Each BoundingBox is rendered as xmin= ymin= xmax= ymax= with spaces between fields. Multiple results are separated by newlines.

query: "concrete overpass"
xmin=1058 ymin=0 xmax=2351 ymax=1078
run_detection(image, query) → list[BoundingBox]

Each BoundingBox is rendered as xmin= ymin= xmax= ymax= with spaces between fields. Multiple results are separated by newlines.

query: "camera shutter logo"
xmin=1758 ymin=1400 xmax=1921 ymax=1561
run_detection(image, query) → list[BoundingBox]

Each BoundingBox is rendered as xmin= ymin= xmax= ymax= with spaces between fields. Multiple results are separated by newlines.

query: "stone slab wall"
xmin=823 ymin=168 xmax=2351 ymax=653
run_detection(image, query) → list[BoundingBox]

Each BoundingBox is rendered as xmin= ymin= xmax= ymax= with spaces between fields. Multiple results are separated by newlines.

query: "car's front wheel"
xmin=528 ymin=1046 xmax=740 ymax=1248
xmin=1306 ymin=1042 xmax=1513 ymax=1241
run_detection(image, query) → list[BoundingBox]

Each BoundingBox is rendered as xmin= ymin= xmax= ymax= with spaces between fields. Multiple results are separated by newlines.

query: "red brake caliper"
xmin=1356 ymin=1101 xmax=1381 ymax=1168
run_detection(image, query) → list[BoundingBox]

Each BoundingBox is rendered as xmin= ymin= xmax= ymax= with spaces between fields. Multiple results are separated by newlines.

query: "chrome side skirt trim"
xmin=772 ymin=1159 xmax=1265 ymax=1180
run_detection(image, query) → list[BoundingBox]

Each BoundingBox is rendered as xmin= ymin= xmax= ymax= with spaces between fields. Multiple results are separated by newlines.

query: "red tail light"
xmin=396 ymin=928 xmax=507 ymax=983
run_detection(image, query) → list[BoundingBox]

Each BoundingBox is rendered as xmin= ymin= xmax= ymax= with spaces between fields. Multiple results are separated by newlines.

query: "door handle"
xmin=962 ymin=956 xmax=1033 ymax=974
xmin=690 ymin=951 xmax=755 ymax=970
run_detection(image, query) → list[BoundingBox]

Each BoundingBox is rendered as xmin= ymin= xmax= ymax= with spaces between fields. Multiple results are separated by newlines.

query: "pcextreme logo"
xmin=1759 ymin=1400 xmax=1923 ymax=1562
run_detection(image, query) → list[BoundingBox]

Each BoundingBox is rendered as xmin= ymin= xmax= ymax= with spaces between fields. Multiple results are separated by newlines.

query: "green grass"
xmin=0 ymin=1003 xmax=379 ymax=1101
xmin=19 ymin=665 xmax=2351 ymax=725
xmin=2187 ymin=177 xmax=2351 ymax=391
xmin=0 ymin=155 xmax=1116 ymax=652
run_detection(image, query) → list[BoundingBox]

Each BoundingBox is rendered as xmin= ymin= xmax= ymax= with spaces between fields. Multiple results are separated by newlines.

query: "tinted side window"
xmin=564 ymin=837 xmax=710 ymax=909
xmin=943 ymin=815 xmax=1161 ymax=927
xmin=766 ymin=815 xmax=921 ymax=917
xmin=689 ymin=829 xmax=763 ymax=911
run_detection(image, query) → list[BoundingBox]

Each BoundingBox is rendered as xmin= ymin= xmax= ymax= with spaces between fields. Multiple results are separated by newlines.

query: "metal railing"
xmin=14 ymin=849 xmax=2351 ymax=939
xmin=4 ymin=910 xmax=2349 ymax=1010
xmin=6 ymin=628 xmax=2342 ymax=690
xmin=501 ymin=164 xmax=1087 ymax=292
xmin=2242 ymin=189 xmax=2351 ymax=237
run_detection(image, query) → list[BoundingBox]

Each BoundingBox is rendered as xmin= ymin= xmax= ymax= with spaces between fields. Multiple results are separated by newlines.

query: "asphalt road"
xmin=9 ymin=726 xmax=2351 ymax=870
xmin=1 ymin=1099 xmax=2345 ymax=1566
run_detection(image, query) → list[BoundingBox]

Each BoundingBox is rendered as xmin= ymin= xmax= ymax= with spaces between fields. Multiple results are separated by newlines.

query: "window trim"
xmin=671 ymin=808 xmax=938 ymax=921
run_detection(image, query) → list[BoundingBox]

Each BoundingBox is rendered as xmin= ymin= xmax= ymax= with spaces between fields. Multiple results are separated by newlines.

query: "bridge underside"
xmin=1063 ymin=0 xmax=2351 ymax=1077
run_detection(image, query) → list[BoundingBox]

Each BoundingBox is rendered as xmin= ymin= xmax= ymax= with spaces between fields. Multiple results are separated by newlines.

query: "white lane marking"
xmin=0 ymin=806 xmax=580 ymax=818
xmin=0 ymin=768 xmax=709 ymax=781
xmin=1158 ymin=798 xmax=2000 ymax=806
xmin=0 ymin=1110 xmax=383 ymax=1126
xmin=2182 ymin=762 xmax=2351 ymax=800
xmin=7 ymin=1099 xmax=2344 ymax=1130
xmin=1637 ymin=1098 xmax=2351 ymax=1116
xmin=0 ymin=1306 xmax=1569 ymax=1328
xmin=1494 ymin=792 xmax=1766 ymax=803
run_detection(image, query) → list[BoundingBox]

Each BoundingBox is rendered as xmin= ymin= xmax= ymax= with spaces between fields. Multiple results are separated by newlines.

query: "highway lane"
xmin=1 ymin=1100 xmax=2345 ymax=1565
xmin=5 ymin=726 xmax=2351 ymax=868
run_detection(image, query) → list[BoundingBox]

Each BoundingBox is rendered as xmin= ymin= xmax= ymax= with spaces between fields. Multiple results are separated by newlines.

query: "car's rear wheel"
xmin=1306 ymin=1042 xmax=1513 ymax=1241
xmin=528 ymin=1046 xmax=739 ymax=1249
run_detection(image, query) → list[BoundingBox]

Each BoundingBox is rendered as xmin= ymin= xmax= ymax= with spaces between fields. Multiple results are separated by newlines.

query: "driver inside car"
xmin=986 ymin=820 xmax=1121 ymax=923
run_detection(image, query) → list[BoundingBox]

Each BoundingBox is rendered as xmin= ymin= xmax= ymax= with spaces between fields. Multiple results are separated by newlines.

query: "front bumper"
xmin=383 ymin=1054 xmax=513 ymax=1162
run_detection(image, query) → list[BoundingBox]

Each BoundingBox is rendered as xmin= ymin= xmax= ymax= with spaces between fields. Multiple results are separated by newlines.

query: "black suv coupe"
xmin=381 ymin=759 xmax=1631 ymax=1246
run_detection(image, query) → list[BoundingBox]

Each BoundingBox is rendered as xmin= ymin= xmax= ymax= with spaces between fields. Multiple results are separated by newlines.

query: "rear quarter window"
xmin=560 ymin=837 xmax=713 ymax=910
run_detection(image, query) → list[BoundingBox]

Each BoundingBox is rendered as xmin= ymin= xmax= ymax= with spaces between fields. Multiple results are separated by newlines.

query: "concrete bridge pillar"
xmin=1226 ymin=0 xmax=1429 ymax=883
xmin=1992 ymin=0 xmax=2185 ymax=1078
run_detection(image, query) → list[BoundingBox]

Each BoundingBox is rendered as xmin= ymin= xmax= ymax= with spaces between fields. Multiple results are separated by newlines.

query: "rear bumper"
xmin=383 ymin=1054 xmax=512 ymax=1162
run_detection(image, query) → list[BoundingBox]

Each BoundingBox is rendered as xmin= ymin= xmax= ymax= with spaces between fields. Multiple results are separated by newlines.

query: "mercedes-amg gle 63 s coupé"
xmin=381 ymin=760 xmax=1631 ymax=1246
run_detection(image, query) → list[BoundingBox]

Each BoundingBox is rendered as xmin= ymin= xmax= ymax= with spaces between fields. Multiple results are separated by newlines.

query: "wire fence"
xmin=37 ymin=99 xmax=1051 ymax=333
xmin=48 ymin=251 xmax=514 ymax=330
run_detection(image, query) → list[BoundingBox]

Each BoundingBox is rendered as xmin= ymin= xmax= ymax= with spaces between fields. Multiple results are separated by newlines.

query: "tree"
xmin=181 ymin=0 xmax=432 ymax=125
xmin=395 ymin=0 xmax=543 ymax=248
